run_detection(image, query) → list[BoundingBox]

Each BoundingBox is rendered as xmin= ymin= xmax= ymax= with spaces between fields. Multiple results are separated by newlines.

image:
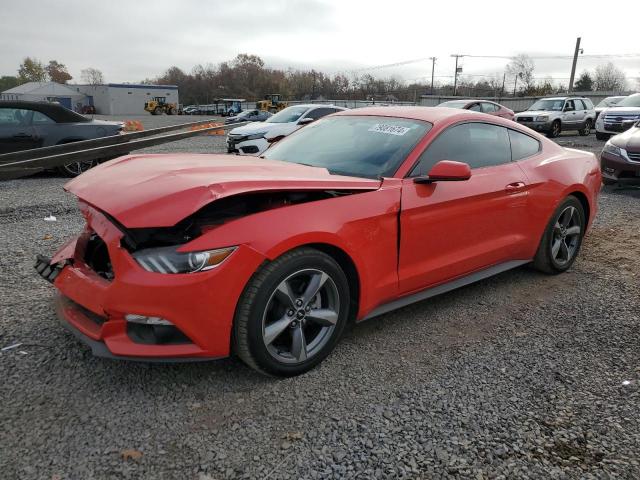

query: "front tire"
xmin=579 ymin=119 xmax=592 ymax=136
xmin=547 ymin=120 xmax=561 ymax=138
xmin=234 ymin=247 xmax=351 ymax=376
xmin=57 ymin=160 xmax=96 ymax=177
xmin=532 ymin=196 xmax=585 ymax=274
xmin=154 ymin=107 xmax=163 ymax=115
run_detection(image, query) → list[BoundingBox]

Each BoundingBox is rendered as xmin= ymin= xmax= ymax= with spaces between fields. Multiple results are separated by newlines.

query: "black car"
xmin=0 ymin=101 xmax=123 ymax=176
xmin=224 ymin=109 xmax=273 ymax=124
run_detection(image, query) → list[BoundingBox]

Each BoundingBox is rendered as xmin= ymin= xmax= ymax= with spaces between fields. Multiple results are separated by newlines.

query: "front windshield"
xmin=528 ymin=99 xmax=565 ymax=111
xmin=263 ymin=116 xmax=431 ymax=179
xmin=438 ymin=101 xmax=469 ymax=109
xmin=615 ymin=95 xmax=640 ymax=108
xmin=266 ymin=106 xmax=309 ymax=123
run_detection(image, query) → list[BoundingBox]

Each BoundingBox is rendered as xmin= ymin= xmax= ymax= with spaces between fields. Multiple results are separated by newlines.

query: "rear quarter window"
xmin=509 ymin=129 xmax=541 ymax=160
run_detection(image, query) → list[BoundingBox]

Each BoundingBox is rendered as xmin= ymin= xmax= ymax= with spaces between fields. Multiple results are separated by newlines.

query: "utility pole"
xmin=429 ymin=57 xmax=437 ymax=95
xmin=568 ymin=37 xmax=583 ymax=93
xmin=513 ymin=74 xmax=518 ymax=96
xmin=501 ymin=72 xmax=506 ymax=99
xmin=451 ymin=54 xmax=466 ymax=96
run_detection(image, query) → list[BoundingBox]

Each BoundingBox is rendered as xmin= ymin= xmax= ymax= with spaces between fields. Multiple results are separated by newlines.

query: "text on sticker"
xmin=368 ymin=124 xmax=411 ymax=136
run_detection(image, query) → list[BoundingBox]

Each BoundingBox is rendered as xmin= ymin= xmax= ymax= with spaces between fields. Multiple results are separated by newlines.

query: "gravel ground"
xmin=1 ymin=120 xmax=639 ymax=479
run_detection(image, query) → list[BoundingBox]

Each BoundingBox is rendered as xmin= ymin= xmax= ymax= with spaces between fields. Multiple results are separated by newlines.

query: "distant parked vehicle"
xmin=227 ymin=104 xmax=346 ymax=155
xmin=438 ymin=99 xmax=515 ymax=120
xmin=182 ymin=106 xmax=199 ymax=115
xmin=515 ymin=96 xmax=595 ymax=138
xmin=0 ymin=100 xmax=123 ymax=176
xmin=594 ymin=96 xmax=626 ymax=121
xmin=224 ymin=109 xmax=272 ymax=124
xmin=600 ymin=120 xmax=640 ymax=185
xmin=595 ymin=93 xmax=640 ymax=140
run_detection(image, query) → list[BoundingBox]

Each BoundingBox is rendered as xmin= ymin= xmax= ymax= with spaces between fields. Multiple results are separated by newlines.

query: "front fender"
xmin=182 ymin=183 xmax=402 ymax=318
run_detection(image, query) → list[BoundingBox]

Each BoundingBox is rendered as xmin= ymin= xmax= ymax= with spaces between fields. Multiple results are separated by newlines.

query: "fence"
xmin=225 ymin=91 xmax=633 ymax=114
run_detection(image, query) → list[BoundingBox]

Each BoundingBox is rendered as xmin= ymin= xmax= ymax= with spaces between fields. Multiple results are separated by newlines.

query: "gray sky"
xmin=2 ymin=0 xmax=639 ymax=87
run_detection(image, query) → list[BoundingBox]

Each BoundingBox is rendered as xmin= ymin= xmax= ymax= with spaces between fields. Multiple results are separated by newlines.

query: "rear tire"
xmin=596 ymin=132 xmax=610 ymax=141
xmin=547 ymin=120 xmax=561 ymax=138
xmin=233 ymin=247 xmax=350 ymax=377
xmin=579 ymin=119 xmax=592 ymax=136
xmin=532 ymin=196 xmax=585 ymax=274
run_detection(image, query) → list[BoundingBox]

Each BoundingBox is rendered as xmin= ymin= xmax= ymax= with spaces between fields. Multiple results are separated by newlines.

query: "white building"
xmin=1 ymin=81 xmax=87 ymax=110
xmin=74 ymin=83 xmax=179 ymax=115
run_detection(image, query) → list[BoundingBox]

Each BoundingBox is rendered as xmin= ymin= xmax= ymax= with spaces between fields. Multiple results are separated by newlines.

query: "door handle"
xmin=505 ymin=182 xmax=526 ymax=194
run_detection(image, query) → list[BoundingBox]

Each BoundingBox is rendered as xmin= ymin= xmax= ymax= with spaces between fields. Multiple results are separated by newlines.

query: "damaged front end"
xmin=36 ymin=184 xmax=375 ymax=361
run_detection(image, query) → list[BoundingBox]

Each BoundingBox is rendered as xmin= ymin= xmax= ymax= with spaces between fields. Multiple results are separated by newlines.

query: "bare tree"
xmin=81 ymin=68 xmax=105 ymax=85
xmin=593 ymin=62 xmax=626 ymax=91
xmin=506 ymin=54 xmax=535 ymax=93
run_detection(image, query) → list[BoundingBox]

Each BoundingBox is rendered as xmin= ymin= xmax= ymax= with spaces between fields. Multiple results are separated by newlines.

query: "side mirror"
xmin=298 ymin=117 xmax=315 ymax=125
xmin=414 ymin=160 xmax=472 ymax=184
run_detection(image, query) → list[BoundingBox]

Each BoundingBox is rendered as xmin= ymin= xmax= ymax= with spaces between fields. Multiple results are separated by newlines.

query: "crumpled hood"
xmin=65 ymin=154 xmax=380 ymax=228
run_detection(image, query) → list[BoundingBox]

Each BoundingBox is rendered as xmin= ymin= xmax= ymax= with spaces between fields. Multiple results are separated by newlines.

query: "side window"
xmin=483 ymin=103 xmax=499 ymax=113
xmin=564 ymin=100 xmax=575 ymax=111
xmin=0 ymin=108 xmax=33 ymax=126
xmin=509 ymin=129 xmax=541 ymax=161
xmin=304 ymin=108 xmax=334 ymax=121
xmin=32 ymin=111 xmax=55 ymax=124
xmin=468 ymin=103 xmax=482 ymax=112
xmin=574 ymin=99 xmax=585 ymax=110
xmin=583 ymin=98 xmax=594 ymax=109
xmin=411 ymin=122 xmax=511 ymax=176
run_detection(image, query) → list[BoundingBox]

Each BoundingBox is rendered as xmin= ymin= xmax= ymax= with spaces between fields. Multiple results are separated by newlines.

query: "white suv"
xmin=514 ymin=96 xmax=595 ymax=138
xmin=227 ymin=104 xmax=346 ymax=155
xmin=595 ymin=93 xmax=640 ymax=140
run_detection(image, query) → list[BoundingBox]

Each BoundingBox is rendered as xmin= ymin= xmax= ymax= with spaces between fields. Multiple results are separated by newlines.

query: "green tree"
xmin=0 ymin=75 xmax=20 ymax=92
xmin=18 ymin=57 xmax=47 ymax=82
xmin=574 ymin=71 xmax=593 ymax=92
xmin=46 ymin=60 xmax=72 ymax=83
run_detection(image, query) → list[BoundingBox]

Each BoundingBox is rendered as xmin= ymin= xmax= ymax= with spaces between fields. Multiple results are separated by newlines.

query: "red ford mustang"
xmin=36 ymin=107 xmax=601 ymax=376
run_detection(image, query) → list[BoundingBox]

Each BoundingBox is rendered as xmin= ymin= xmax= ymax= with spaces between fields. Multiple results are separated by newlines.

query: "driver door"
xmin=398 ymin=122 xmax=530 ymax=294
xmin=562 ymin=100 xmax=578 ymax=127
xmin=0 ymin=108 xmax=38 ymax=154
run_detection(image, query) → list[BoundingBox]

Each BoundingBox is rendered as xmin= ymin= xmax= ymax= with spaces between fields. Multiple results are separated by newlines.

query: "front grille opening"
xmin=127 ymin=323 xmax=192 ymax=345
xmin=85 ymin=233 xmax=114 ymax=280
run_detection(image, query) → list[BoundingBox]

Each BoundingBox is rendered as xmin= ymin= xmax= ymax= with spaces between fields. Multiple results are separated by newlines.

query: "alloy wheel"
xmin=551 ymin=206 xmax=582 ymax=266
xmin=262 ymin=269 xmax=340 ymax=364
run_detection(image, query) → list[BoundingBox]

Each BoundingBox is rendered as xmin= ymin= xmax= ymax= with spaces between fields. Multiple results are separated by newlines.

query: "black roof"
xmin=0 ymin=100 xmax=90 ymax=123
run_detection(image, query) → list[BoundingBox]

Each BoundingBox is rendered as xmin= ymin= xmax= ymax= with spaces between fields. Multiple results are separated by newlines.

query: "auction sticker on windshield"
xmin=368 ymin=124 xmax=411 ymax=136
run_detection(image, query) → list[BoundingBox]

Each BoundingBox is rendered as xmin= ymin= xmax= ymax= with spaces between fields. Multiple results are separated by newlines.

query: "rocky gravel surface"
xmin=1 ymin=123 xmax=639 ymax=479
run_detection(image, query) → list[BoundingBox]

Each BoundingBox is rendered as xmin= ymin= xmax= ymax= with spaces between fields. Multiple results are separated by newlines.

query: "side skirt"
xmin=361 ymin=259 xmax=530 ymax=321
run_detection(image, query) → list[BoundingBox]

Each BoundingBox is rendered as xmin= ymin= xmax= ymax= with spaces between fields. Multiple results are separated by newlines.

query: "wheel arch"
xmin=567 ymin=190 xmax=590 ymax=225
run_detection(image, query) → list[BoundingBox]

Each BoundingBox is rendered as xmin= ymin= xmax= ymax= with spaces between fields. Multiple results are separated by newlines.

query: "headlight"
xmin=245 ymin=132 xmax=267 ymax=140
xmin=602 ymin=141 xmax=622 ymax=157
xmin=535 ymin=115 xmax=549 ymax=122
xmin=132 ymin=246 xmax=236 ymax=274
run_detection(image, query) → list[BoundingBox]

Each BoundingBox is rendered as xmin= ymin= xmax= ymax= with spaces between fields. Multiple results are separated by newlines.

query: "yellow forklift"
xmin=257 ymin=94 xmax=288 ymax=113
xmin=144 ymin=97 xmax=178 ymax=115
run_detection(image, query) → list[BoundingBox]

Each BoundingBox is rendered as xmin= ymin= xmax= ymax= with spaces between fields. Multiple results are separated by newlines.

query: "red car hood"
xmin=65 ymin=154 xmax=381 ymax=228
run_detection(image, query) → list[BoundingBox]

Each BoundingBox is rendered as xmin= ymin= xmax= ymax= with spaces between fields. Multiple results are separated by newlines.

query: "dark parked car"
xmin=224 ymin=109 xmax=273 ymax=124
xmin=0 ymin=101 xmax=123 ymax=176
xmin=600 ymin=120 xmax=640 ymax=185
